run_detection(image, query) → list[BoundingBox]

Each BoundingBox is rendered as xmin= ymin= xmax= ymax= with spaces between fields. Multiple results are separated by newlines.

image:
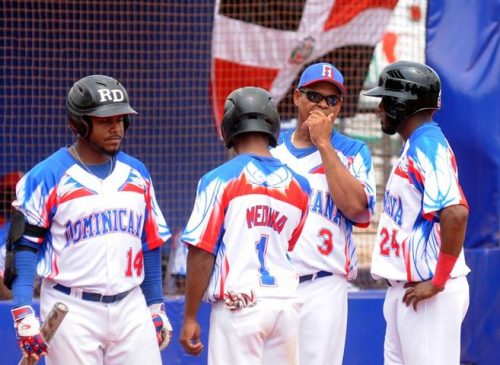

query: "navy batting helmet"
xmin=221 ymin=86 xmax=281 ymax=149
xmin=363 ymin=61 xmax=441 ymax=124
xmin=66 ymin=75 xmax=138 ymax=138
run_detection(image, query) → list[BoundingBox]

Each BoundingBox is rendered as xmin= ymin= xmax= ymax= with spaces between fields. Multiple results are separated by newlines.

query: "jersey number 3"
xmin=317 ymin=228 xmax=333 ymax=255
xmin=255 ymin=235 xmax=276 ymax=286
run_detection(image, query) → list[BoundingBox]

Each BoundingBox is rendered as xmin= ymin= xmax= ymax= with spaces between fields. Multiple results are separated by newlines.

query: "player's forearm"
xmin=141 ymin=247 xmax=163 ymax=306
xmin=184 ymin=247 xmax=215 ymax=320
xmin=318 ymin=144 xmax=367 ymax=219
xmin=438 ymin=204 xmax=469 ymax=256
xmin=431 ymin=204 xmax=468 ymax=288
xmin=11 ymin=249 xmax=38 ymax=307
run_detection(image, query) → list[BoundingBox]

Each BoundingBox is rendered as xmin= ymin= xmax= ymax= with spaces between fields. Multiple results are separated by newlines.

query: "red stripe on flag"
xmin=212 ymin=59 xmax=279 ymax=123
xmin=324 ymin=0 xmax=397 ymax=30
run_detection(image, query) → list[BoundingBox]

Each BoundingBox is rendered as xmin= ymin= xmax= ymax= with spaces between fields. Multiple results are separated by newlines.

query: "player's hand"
xmin=149 ymin=303 xmax=173 ymax=350
xmin=179 ymin=318 xmax=204 ymax=356
xmin=223 ymin=290 xmax=257 ymax=310
xmin=302 ymin=110 xmax=335 ymax=148
xmin=11 ymin=305 xmax=48 ymax=360
xmin=402 ymin=280 xmax=444 ymax=311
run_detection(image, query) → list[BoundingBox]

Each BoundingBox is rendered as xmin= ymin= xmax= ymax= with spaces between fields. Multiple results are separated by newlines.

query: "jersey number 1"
xmin=255 ymin=235 xmax=276 ymax=286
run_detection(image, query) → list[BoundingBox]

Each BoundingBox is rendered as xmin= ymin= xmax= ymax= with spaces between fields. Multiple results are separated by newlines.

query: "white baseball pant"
xmin=297 ymin=273 xmax=348 ymax=365
xmin=208 ymin=298 xmax=302 ymax=365
xmin=383 ymin=276 xmax=469 ymax=365
xmin=40 ymin=279 xmax=162 ymax=365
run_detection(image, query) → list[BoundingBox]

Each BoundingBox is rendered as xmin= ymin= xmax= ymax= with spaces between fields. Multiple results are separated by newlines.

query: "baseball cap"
xmin=297 ymin=62 xmax=346 ymax=95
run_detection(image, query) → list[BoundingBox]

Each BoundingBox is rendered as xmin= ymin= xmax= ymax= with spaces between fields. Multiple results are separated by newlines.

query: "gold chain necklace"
xmin=70 ymin=145 xmax=114 ymax=178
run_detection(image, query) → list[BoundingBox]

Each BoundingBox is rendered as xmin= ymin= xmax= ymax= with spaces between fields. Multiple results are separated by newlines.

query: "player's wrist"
xmin=183 ymin=314 xmax=198 ymax=323
xmin=431 ymin=251 xmax=458 ymax=289
xmin=149 ymin=302 xmax=165 ymax=313
xmin=11 ymin=305 xmax=35 ymax=321
xmin=316 ymin=139 xmax=334 ymax=152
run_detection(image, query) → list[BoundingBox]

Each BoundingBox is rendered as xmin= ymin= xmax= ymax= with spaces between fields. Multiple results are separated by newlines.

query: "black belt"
xmin=54 ymin=284 xmax=132 ymax=304
xmin=386 ymin=279 xmax=402 ymax=287
xmin=299 ymin=270 xmax=333 ymax=284
xmin=386 ymin=277 xmax=459 ymax=287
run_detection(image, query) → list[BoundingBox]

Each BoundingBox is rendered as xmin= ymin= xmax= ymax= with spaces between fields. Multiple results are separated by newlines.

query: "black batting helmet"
xmin=66 ymin=75 xmax=138 ymax=138
xmin=363 ymin=61 xmax=441 ymax=124
xmin=222 ymin=86 xmax=281 ymax=149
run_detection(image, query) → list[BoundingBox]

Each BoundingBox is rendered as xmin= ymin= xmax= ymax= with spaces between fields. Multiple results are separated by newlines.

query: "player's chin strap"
xmin=3 ymin=210 xmax=47 ymax=289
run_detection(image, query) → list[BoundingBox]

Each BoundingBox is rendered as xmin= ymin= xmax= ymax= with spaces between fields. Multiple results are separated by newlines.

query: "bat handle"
xmin=17 ymin=302 xmax=69 ymax=365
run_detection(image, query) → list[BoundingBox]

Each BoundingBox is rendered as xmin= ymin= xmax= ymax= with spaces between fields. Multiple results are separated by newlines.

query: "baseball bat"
xmin=17 ymin=302 xmax=69 ymax=365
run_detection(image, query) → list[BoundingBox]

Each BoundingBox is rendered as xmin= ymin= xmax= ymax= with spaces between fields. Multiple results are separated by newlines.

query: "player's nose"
xmin=317 ymin=98 xmax=330 ymax=108
xmin=109 ymin=119 xmax=123 ymax=132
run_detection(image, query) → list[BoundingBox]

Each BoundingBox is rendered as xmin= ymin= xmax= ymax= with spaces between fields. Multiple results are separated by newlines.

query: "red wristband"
xmin=432 ymin=252 xmax=458 ymax=289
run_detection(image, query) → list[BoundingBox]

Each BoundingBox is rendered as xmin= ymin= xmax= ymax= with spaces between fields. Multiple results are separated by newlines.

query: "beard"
xmin=87 ymin=138 xmax=122 ymax=157
xmin=381 ymin=114 xmax=400 ymax=135
xmin=381 ymin=122 xmax=398 ymax=135
xmin=102 ymin=147 xmax=120 ymax=157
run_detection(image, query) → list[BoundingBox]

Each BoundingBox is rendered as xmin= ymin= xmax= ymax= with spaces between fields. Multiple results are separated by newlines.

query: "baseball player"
xmin=271 ymin=62 xmax=376 ymax=365
xmin=5 ymin=75 xmax=173 ymax=364
xmin=364 ymin=61 xmax=470 ymax=364
xmin=179 ymin=87 xmax=311 ymax=365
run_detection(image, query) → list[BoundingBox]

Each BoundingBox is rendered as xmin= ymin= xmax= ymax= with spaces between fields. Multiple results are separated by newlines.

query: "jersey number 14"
xmin=125 ymin=248 xmax=144 ymax=277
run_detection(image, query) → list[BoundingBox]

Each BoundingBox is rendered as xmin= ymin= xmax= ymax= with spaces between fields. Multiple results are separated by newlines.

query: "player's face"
xmin=88 ymin=115 xmax=125 ymax=156
xmin=294 ymin=81 xmax=343 ymax=125
xmin=377 ymin=97 xmax=399 ymax=135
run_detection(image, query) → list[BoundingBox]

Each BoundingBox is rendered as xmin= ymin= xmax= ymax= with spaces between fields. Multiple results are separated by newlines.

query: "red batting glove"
xmin=11 ymin=305 xmax=48 ymax=360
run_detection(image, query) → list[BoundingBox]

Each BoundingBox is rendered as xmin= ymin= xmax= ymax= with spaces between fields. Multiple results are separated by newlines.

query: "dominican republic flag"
xmin=211 ymin=0 xmax=397 ymax=132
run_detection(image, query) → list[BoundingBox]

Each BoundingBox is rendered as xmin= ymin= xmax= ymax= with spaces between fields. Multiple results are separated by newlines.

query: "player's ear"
xmin=293 ymin=89 xmax=301 ymax=107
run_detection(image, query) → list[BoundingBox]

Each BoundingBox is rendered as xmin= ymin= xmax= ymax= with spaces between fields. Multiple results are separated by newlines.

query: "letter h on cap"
xmin=322 ymin=64 xmax=333 ymax=79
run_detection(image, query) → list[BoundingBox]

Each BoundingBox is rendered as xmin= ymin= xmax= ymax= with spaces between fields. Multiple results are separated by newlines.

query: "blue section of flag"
xmin=426 ymin=0 xmax=499 ymax=248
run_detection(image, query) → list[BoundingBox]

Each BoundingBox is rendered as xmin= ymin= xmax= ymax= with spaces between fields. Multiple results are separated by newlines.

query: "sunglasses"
xmin=299 ymin=89 xmax=342 ymax=106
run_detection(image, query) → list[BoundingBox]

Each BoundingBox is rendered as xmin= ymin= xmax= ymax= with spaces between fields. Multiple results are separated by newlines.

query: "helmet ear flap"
xmin=68 ymin=115 xmax=91 ymax=139
xmin=123 ymin=115 xmax=131 ymax=132
xmin=393 ymin=102 xmax=406 ymax=122
xmin=382 ymin=97 xmax=406 ymax=124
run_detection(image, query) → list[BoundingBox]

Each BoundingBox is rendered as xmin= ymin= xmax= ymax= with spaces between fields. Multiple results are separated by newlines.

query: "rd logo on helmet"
xmin=97 ymin=89 xmax=125 ymax=103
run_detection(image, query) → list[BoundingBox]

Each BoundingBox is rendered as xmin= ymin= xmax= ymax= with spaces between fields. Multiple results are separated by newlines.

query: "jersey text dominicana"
xmin=271 ymin=130 xmax=376 ymax=279
xmin=181 ymin=154 xmax=310 ymax=302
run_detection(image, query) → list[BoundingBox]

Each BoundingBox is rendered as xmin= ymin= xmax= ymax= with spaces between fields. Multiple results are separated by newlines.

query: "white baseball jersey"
xmin=13 ymin=147 xmax=171 ymax=294
xmin=181 ymin=153 xmax=310 ymax=302
xmin=271 ymin=130 xmax=376 ymax=279
xmin=371 ymin=122 xmax=470 ymax=281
